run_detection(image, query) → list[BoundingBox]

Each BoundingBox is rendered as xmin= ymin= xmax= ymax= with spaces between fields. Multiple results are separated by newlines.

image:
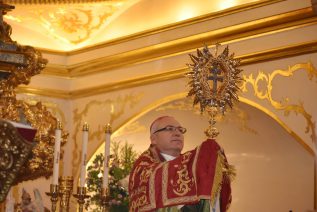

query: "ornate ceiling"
xmin=3 ymin=0 xmax=259 ymax=51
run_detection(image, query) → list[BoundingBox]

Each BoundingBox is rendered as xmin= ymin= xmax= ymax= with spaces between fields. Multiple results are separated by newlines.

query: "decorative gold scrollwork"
xmin=240 ymin=62 xmax=317 ymax=143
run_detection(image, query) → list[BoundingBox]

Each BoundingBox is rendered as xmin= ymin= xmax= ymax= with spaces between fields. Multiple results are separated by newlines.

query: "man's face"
xmin=150 ymin=117 xmax=184 ymax=157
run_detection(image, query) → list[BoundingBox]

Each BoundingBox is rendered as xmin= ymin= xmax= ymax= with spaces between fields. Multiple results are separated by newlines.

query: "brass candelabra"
xmin=73 ymin=186 xmax=90 ymax=212
xmin=45 ymin=184 xmax=59 ymax=212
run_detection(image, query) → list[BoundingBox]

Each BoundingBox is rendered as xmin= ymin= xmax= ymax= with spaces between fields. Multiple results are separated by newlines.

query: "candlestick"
xmin=102 ymin=124 xmax=112 ymax=189
xmin=45 ymin=184 xmax=59 ymax=212
xmin=80 ymin=123 xmax=89 ymax=187
xmin=73 ymin=186 xmax=90 ymax=212
xmin=52 ymin=121 xmax=62 ymax=185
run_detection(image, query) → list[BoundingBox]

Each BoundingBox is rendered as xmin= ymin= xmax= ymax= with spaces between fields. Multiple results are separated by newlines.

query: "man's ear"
xmin=150 ymin=134 xmax=156 ymax=145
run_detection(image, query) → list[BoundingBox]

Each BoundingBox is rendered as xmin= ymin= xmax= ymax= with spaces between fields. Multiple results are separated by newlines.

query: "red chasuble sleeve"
xmin=129 ymin=139 xmax=234 ymax=212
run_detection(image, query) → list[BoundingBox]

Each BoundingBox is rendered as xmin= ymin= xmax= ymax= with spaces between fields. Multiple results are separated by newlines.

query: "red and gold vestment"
xmin=128 ymin=139 xmax=234 ymax=212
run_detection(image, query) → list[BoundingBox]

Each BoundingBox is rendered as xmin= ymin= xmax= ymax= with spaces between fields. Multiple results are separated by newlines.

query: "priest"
xmin=129 ymin=116 xmax=235 ymax=212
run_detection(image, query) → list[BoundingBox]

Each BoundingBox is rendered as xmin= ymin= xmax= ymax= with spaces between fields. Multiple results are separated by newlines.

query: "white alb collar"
xmin=160 ymin=152 xmax=176 ymax=161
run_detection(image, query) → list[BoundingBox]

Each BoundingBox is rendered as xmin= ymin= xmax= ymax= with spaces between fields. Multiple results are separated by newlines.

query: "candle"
xmin=102 ymin=123 xmax=112 ymax=189
xmin=52 ymin=121 xmax=62 ymax=185
xmin=80 ymin=122 xmax=89 ymax=187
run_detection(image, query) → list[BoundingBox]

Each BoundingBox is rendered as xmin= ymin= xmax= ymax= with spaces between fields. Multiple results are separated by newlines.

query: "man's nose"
xmin=173 ymin=129 xmax=182 ymax=136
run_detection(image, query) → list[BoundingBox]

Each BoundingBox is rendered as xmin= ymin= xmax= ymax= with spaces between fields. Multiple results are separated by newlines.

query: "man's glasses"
xmin=153 ymin=125 xmax=187 ymax=134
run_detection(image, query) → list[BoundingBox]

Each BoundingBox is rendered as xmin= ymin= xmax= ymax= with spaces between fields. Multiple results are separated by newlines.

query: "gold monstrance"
xmin=186 ymin=44 xmax=243 ymax=138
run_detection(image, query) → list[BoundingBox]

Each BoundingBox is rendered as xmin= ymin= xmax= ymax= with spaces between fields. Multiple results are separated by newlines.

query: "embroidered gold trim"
xmin=192 ymin=144 xmax=200 ymax=190
xmin=210 ymin=151 xmax=225 ymax=206
xmin=141 ymin=163 xmax=164 ymax=211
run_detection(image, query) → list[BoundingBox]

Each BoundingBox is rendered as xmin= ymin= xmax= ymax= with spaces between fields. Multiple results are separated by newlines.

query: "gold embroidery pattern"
xmin=140 ymin=164 xmax=156 ymax=185
xmin=129 ymin=150 xmax=151 ymax=190
xmin=171 ymin=152 xmax=194 ymax=196
xmin=130 ymin=149 xmax=162 ymax=211
xmin=240 ymin=62 xmax=317 ymax=143
xmin=145 ymin=163 xmax=164 ymax=211
xmin=130 ymin=195 xmax=148 ymax=212
xmin=162 ymin=159 xmax=198 ymax=206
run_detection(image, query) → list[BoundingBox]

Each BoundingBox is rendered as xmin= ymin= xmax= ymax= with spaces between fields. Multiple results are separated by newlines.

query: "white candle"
xmin=80 ymin=122 xmax=89 ymax=187
xmin=52 ymin=121 xmax=62 ymax=185
xmin=102 ymin=123 xmax=112 ymax=189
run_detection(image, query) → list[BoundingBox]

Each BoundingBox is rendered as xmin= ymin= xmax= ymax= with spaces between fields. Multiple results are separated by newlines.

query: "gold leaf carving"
xmin=240 ymin=62 xmax=317 ymax=143
xmin=21 ymin=98 xmax=67 ymax=126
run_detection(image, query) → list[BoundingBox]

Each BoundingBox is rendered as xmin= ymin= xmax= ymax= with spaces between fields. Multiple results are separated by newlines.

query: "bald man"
xmin=150 ymin=116 xmax=185 ymax=158
xmin=129 ymin=116 xmax=233 ymax=212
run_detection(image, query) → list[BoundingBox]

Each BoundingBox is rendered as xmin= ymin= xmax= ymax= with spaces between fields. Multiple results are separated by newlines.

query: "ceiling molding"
xmin=42 ymin=64 xmax=70 ymax=77
xmin=17 ymin=39 xmax=317 ymax=99
xmin=237 ymin=40 xmax=317 ymax=65
xmin=17 ymin=86 xmax=71 ymax=98
xmin=42 ymin=7 xmax=317 ymax=78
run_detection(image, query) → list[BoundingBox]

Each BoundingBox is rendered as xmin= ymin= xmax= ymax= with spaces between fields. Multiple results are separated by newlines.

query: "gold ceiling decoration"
xmin=3 ymin=0 xmax=118 ymax=4
xmin=186 ymin=44 xmax=243 ymax=138
xmin=240 ymin=62 xmax=317 ymax=143
xmin=4 ymin=1 xmax=127 ymax=45
xmin=0 ymin=1 xmax=68 ymax=183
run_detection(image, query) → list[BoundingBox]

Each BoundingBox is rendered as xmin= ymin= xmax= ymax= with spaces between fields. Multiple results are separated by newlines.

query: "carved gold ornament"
xmin=186 ymin=44 xmax=243 ymax=138
xmin=0 ymin=120 xmax=35 ymax=202
xmin=241 ymin=62 xmax=317 ymax=143
xmin=0 ymin=1 xmax=68 ymax=183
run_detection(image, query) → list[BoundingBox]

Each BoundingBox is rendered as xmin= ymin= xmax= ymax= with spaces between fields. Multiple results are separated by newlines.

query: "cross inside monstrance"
xmin=208 ymin=65 xmax=224 ymax=95
xmin=187 ymin=45 xmax=243 ymax=138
